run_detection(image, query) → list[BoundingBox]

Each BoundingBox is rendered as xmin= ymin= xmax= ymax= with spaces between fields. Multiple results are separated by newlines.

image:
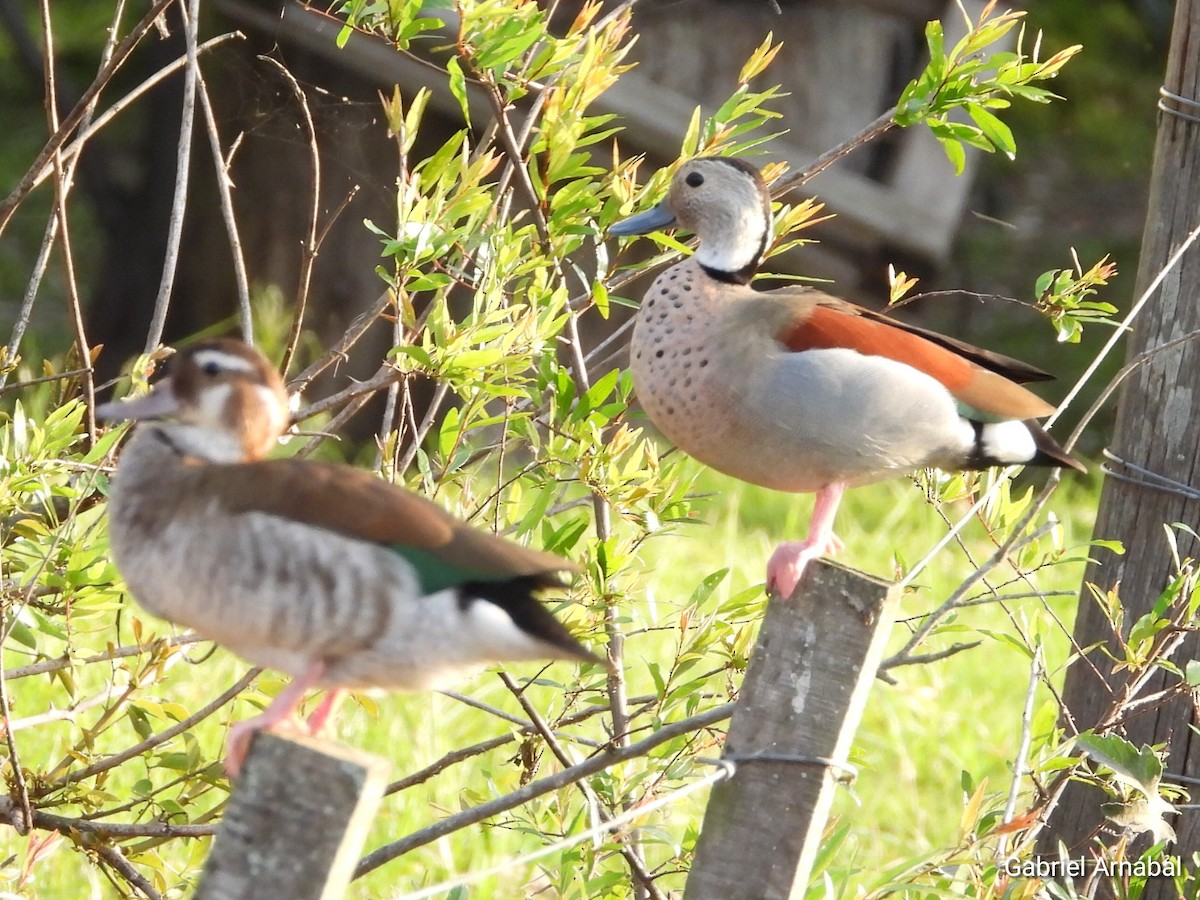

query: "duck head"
xmin=97 ymin=338 xmax=289 ymax=463
xmin=611 ymin=157 xmax=773 ymax=282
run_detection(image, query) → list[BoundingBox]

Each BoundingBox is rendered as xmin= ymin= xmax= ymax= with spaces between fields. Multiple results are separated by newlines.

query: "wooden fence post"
xmin=1045 ymin=0 xmax=1200 ymax=882
xmin=195 ymin=733 xmax=390 ymax=900
xmin=684 ymin=559 xmax=899 ymax=900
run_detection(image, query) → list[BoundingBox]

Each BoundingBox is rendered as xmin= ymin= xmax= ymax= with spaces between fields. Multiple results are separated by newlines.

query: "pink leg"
xmin=225 ymin=661 xmax=326 ymax=778
xmin=304 ymin=688 xmax=345 ymax=736
xmin=766 ymin=482 xmax=847 ymax=600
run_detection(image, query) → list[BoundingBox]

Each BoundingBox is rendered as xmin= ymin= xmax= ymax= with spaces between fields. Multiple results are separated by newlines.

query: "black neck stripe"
xmin=700 ymin=262 xmax=754 ymax=286
xmin=151 ymin=427 xmax=186 ymax=457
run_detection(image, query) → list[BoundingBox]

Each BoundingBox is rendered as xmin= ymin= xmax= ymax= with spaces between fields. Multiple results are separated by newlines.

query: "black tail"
xmin=1024 ymin=420 xmax=1087 ymax=473
xmin=962 ymin=419 xmax=1086 ymax=473
xmin=460 ymin=574 xmax=604 ymax=665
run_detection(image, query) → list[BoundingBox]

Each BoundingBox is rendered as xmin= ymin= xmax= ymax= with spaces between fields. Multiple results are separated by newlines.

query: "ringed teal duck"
xmin=611 ymin=157 xmax=1084 ymax=599
xmin=98 ymin=338 xmax=598 ymax=775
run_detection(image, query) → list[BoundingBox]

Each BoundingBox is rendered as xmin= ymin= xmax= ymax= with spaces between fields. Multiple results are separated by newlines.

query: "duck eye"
xmin=202 ymin=361 xmax=221 ymax=377
xmin=685 ymin=171 xmax=704 ymax=188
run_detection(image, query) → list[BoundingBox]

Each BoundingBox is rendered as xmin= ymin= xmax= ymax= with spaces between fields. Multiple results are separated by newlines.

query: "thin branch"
xmin=3 ymin=632 xmax=206 ymax=682
xmin=143 ymin=0 xmax=202 ymax=353
xmin=497 ymin=673 xmax=667 ymax=900
xmin=1 ymin=210 xmax=58 ymax=392
xmin=384 ymin=694 xmax=660 ymax=797
xmin=194 ymin=62 xmax=253 ymax=343
xmin=1052 ymin=215 xmax=1200 ymax=437
xmin=295 ymin=390 xmax=375 ymax=457
xmin=998 ymin=647 xmax=1043 ymax=860
xmin=291 ymin=364 xmax=404 ymax=423
xmin=286 ymin=289 xmax=394 ymax=394
xmin=878 ymin=640 xmax=983 ymax=678
xmin=439 ymin=688 xmax=605 ymax=749
xmin=884 ymin=521 xmax=1057 ymax=670
xmin=354 ymin=703 xmax=734 ymax=880
xmin=4 ymin=684 xmax=120 ymax=734
xmin=770 ymin=108 xmax=897 ymax=198
xmin=0 ymin=0 xmax=177 ymax=237
xmin=10 ymin=805 xmax=218 ymax=840
xmin=94 ymin=843 xmax=164 ymax=900
xmin=0 ymin=367 xmax=93 ymax=396
xmin=38 ymin=667 xmax=259 ymax=795
xmin=257 ymin=55 xmax=322 ymax=374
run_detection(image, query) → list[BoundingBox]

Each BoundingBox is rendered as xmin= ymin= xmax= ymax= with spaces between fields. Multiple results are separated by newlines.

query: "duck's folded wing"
xmin=756 ymin=287 xmax=1057 ymax=421
xmin=189 ymin=458 xmax=578 ymax=581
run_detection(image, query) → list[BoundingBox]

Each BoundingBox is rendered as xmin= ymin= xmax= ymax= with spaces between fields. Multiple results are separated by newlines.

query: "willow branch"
xmin=354 ymin=703 xmax=734 ymax=879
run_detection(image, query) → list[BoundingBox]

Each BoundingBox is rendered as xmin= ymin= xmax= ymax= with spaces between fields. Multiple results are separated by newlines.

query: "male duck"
xmin=611 ymin=157 xmax=1085 ymax=599
xmin=98 ymin=338 xmax=598 ymax=775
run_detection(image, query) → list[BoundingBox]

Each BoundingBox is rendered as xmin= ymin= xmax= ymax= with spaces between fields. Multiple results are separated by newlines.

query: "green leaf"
xmin=446 ymin=57 xmax=471 ymax=127
xmin=967 ymin=104 xmax=1016 ymax=157
xmin=1185 ymin=660 xmax=1200 ymax=687
xmin=1077 ymin=732 xmax=1163 ymax=796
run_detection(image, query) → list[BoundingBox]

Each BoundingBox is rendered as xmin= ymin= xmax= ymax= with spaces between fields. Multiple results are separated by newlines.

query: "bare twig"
xmin=3 ymin=632 xmax=206 ymax=681
xmin=384 ymin=693 xmax=660 ymax=797
xmin=143 ymin=0 xmax=202 ymax=353
xmin=38 ymin=0 xmax=96 ymax=449
xmin=771 ymin=108 xmax=897 ymax=197
xmin=884 ymin=521 xmax=1058 ymax=670
xmin=4 ymin=684 xmax=121 ymax=734
xmin=440 ymin=688 xmax=605 ymax=749
xmin=94 ymin=844 xmax=165 ymax=900
xmin=40 ymin=667 xmax=260 ymax=795
xmin=257 ymin=55 xmax=322 ymax=374
xmin=194 ymin=62 xmax=253 ymax=343
xmin=6 ymin=805 xmax=218 ymax=841
xmin=0 ymin=0 xmax=177 ymax=237
xmin=287 ymin=290 xmax=394 ymax=394
xmin=354 ymin=702 xmax=733 ymax=879
xmin=0 ymin=367 xmax=94 ymax=396
xmin=997 ymin=647 xmax=1043 ymax=859
xmin=497 ymin=673 xmax=667 ymax=900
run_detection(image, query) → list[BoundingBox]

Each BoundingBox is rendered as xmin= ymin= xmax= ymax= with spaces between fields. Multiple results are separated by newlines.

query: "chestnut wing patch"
xmin=779 ymin=304 xmax=1055 ymax=420
xmin=782 ymin=305 xmax=975 ymax=392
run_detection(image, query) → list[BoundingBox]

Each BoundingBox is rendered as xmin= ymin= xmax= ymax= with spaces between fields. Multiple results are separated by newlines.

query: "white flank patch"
xmin=981 ymin=420 xmax=1037 ymax=463
xmin=254 ymin=384 xmax=288 ymax=436
xmin=461 ymin=596 xmax=548 ymax=659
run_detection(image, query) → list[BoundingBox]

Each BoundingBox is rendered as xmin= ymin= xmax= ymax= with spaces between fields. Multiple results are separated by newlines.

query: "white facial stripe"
xmin=196 ymin=382 xmax=234 ymax=424
xmin=192 ymin=349 xmax=258 ymax=375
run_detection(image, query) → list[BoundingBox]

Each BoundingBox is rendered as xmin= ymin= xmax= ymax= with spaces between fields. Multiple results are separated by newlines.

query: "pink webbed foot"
xmin=766 ymin=534 xmax=842 ymax=599
xmin=765 ymin=482 xmax=848 ymax=600
xmin=224 ymin=661 xmax=327 ymax=779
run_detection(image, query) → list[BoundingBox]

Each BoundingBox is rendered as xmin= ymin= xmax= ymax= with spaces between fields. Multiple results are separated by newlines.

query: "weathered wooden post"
xmin=195 ymin=733 xmax=390 ymax=900
xmin=684 ymin=560 xmax=899 ymax=900
xmin=1046 ymin=0 xmax=1200 ymax=882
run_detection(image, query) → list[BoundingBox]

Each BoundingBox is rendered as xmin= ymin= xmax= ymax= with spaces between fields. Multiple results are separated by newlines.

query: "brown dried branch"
xmin=257 ymin=55 xmax=323 ymax=374
xmin=3 ymin=632 xmax=206 ymax=682
xmin=354 ymin=702 xmax=734 ymax=880
xmin=0 ymin=0 xmax=177 ymax=237
xmin=142 ymin=0 xmax=202 ymax=354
